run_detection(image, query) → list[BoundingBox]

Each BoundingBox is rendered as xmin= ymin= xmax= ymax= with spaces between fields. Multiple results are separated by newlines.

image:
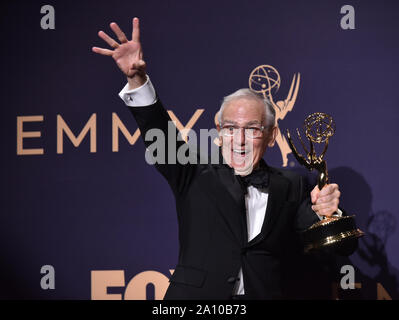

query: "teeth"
xmin=233 ymin=149 xmax=246 ymax=154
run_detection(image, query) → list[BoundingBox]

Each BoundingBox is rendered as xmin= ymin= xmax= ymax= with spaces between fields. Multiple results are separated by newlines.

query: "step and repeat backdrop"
xmin=1 ymin=0 xmax=398 ymax=299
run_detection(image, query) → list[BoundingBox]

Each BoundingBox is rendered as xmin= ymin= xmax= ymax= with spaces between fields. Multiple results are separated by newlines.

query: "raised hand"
xmin=92 ymin=17 xmax=146 ymax=88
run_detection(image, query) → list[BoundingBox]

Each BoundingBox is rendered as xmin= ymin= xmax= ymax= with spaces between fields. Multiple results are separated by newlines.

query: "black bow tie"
xmin=237 ymin=159 xmax=270 ymax=191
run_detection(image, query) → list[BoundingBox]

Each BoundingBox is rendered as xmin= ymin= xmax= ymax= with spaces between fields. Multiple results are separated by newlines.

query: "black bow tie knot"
xmin=237 ymin=160 xmax=270 ymax=191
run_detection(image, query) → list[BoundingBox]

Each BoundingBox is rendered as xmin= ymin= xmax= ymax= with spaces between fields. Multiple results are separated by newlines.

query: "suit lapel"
xmin=246 ymin=168 xmax=290 ymax=247
xmin=217 ymin=167 xmax=249 ymax=244
xmin=196 ymin=164 xmax=247 ymax=246
xmin=196 ymin=162 xmax=291 ymax=248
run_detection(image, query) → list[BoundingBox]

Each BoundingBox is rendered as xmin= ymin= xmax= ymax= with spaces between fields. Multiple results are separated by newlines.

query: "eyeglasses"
xmin=220 ymin=124 xmax=266 ymax=139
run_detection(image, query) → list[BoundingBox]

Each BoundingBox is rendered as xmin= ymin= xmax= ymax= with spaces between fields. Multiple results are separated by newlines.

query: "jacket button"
xmin=227 ymin=277 xmax=237 ymax=284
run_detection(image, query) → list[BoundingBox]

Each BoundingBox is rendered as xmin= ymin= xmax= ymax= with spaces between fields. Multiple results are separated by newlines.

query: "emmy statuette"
xmin=286 ymin=113 xmax=364 ymax=252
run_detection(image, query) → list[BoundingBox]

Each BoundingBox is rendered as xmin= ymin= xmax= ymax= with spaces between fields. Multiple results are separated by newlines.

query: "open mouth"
xmin=232 ymin=149 xmax=251 ymax=159
xmin=230 ymin=148 xmax=254 ymax=170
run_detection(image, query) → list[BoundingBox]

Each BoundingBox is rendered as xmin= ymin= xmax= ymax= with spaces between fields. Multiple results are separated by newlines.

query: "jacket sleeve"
xmin=294 ymin=175 xmax=320 ymax=232
xmin=127 ymin=98 xmax=198 ymax=196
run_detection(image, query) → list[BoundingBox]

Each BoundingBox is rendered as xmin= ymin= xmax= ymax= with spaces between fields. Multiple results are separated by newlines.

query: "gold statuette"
xmin=286 ymin=113 xmax=364 ymax=252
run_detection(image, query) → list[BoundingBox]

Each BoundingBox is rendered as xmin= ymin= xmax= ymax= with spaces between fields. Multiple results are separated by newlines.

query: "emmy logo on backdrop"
xmin=249 ymin=65 xmax=300 ymax=167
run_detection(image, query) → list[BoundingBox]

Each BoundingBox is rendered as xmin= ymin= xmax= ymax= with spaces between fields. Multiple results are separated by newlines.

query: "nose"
xmin=233 ymin=128 xmax=246 ymax=146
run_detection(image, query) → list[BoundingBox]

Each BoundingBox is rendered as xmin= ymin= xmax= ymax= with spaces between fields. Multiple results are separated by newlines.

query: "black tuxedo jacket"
xmin=128 ymin=99 xmax=329 ymax=299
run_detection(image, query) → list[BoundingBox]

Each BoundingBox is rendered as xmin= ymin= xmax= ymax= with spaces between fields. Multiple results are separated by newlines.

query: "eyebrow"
xmin=222 ymin=120 xmax=262 ymax=126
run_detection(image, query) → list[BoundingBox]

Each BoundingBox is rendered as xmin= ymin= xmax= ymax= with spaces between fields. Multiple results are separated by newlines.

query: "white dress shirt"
xmin=118 ymin=76 xmax=325 ymax=296
xmin=119 ymin=75 xmax=157 ymax=107
xmin=233 ymin=186 xmax=269 ymax=295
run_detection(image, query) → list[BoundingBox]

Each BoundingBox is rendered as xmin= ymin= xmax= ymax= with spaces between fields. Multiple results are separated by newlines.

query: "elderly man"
xmin=93 ymin=18 xmax=344 ymax=299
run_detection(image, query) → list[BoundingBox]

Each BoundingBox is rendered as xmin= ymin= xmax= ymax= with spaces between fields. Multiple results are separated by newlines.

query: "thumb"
xmin=132 ymin=59 xmax=146 ymax=70
xmin=310 ymin=186 xmax=320 ymax=204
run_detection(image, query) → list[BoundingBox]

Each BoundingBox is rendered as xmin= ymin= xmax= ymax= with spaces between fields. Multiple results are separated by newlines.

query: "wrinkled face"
xmin=217 ymin=98 xmax=277 ymax=176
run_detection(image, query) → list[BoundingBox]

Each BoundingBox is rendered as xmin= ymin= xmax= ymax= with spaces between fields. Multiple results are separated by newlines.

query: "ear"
xmin=215 ymin=111 xmax=221 ymax=131
xmin=267 ymin=126 xmax=278 ymax=147
xmin=216 ymin=125 xmax=223 ymax=146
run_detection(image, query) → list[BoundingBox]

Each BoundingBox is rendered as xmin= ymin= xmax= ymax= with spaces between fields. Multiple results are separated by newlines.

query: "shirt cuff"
xmin=315 ymin=208 xmax=343 ymax=220
xmin=118 ymin=75 xmax=157 ymax=107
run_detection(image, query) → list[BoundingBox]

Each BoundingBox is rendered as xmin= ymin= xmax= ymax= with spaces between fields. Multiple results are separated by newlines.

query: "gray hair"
xmin=218 ymin=88 xmax=275 ymax=128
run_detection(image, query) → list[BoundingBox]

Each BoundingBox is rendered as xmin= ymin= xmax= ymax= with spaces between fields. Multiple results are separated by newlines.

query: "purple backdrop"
xmin=1 ymin=0 xmax=398 ymax=299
